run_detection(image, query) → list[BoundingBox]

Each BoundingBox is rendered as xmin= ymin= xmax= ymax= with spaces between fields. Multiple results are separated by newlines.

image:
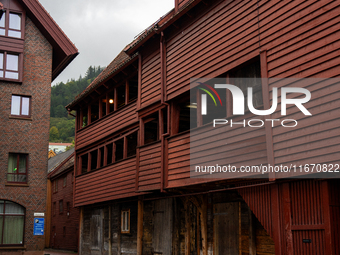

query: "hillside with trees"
xmin=49 ymin=66 xmax=104 ymax=143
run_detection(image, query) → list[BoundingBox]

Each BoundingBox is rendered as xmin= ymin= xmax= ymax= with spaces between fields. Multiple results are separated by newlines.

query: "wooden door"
xmin=152 ymin=198 xmax=173 ymax=255
xmin=214 ymin=202 xmax=240 ymax=255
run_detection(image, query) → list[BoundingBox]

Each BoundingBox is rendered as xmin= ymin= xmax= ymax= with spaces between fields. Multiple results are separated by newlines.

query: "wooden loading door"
xmin=152 ymin=198 xmax=173 ymax=255
xmin=214 ymin=202 xmax=240 ymax=255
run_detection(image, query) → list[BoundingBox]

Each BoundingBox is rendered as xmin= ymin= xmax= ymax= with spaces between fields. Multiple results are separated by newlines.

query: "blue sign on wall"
xmin=33 ymin=218 xmax=44 ymax=236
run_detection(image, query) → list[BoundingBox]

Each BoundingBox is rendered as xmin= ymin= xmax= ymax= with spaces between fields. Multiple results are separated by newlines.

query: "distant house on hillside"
xmin=49 ymin=143 xmax=73 ymax=154
xmin=0 ymin=0 xmax=77 ymax=253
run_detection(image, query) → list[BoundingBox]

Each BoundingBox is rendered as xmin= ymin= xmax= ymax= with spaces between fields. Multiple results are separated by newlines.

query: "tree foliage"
xmin=49 ymin=65 xmax=105 ymax=142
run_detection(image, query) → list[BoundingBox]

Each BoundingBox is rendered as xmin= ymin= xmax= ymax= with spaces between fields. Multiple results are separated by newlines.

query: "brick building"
xmin=0 ymin=0 xmax=77 ymax=254
xmin=47 ymin=148 xmax=79 ymax=252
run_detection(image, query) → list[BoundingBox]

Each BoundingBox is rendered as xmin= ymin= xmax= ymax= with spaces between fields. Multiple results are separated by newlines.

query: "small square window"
xmin=121 ymin=209 xmax=130 ymax=233
xmin=53 ymin=180 xmax=58 ymax=193
xmin=7 ymin=153 xmax=27 ymax=183
xmin=63 ymin=176 xmax=67 ymax=187
xmin=59 ymin=200 xmax=63 ymax=214
xmin=11 ymin=95 xmax=30 ymax=117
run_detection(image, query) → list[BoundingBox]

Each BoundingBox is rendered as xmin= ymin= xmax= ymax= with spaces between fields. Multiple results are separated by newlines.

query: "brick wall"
xmin=50 ymin=169 xmax=79 ymax=251
xmin=0 ymin=15 xmax=52 ymax=253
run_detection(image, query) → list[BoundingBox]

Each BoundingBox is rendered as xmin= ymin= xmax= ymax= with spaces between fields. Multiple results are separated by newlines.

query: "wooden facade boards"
xmin=70 ymin=0 xmax=340 ymax=254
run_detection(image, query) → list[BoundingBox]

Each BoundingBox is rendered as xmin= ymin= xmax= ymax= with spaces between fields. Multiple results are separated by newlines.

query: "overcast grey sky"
xmin=38 ymin=0 xmax=174 ymax=85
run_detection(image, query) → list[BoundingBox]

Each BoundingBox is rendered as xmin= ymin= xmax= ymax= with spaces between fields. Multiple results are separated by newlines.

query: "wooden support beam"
xmin=200 ymin=196 xmax=208 ymax=255
xmin=137 ymin=54 xmax=142 ymax=109
xmin=271 ymin=184 xmax=282 ymax=254
xmin=282 ymin=183 xmax=293 ymax=254
xmin=322 ymin=181 xmax=333 ymax=255
xmin=117 ymin=204 xmax=121 ymax=255
xmin=249 ymin=208 xmax=256 ymax=255
xmin=137 ymin=198 xmax=144 ymax=255
xmin=185 ymin=201 xmax=191 ymax=255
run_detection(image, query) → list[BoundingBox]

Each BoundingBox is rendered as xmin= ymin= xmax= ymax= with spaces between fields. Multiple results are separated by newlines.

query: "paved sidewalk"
xmin=44 ymin=249 xmax=78 ymax=255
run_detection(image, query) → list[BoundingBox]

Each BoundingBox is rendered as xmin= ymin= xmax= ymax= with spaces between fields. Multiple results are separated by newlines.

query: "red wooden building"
xmin=47 ymin=148 xmax=79 ymax=252
xmin=67 ymin=0 xmax=340 ymax=254
xmin=0 ymin=0 xmax=77 ymax=254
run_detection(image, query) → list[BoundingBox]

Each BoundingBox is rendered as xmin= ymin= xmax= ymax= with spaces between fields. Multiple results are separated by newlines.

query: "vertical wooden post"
xmin=117 ymin=204 xmax=121 ymax=255
xmin=248 ymin=208 xmax=256 ymax=255
xmin=185 ymin=201 xmax=191 ymax=255
xmin=282 ymin=183 xmax=293 ymax=254
xmin=271 ymin=183 xmax=282 ymax=254
xmin=106 ymin=93 xmax=110 ymax=114
xmin=114 ymin=87 xmax=118 ymax=111
xmin=126 ymin=80 xmax=129 ymax=104
xmin=45 ymin=179 xmax=52 ymax=248
xmin=200 ymin=197 xmax=208 ymax=255
xmin=99 ymin=98 xmax=103 ymax=119
xmin=108 ymin=205 xmax=112 ymax=255
xmin=137 ymin=54 xmax=142 ymax=109
xmin=78 ymin=207 xmax=84 ymax=255
xmin=137 ymin=197 xmax=144 ymax=255
xmin=260 ymin=51 xmax=275 ymax=181
xmin=322 ymin=181 xmax=333 ymax=255
xmin=88 ymin=104 xmax=91 ymax=125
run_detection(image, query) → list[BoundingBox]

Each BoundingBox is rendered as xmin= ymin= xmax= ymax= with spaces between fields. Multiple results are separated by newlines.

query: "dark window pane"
xmin=144 ymin=113 xmax=159 ymax=144
xmin=99 ymin=147 xmax=104 ymax=167
xmin=127 ymin=132 xmax=138 ymax=157
xmin=81 ymin=154 xmax=88 ymax=174
xmin=115 ymin=138 xmax=124 ymax=161
xmin=117 ymin=85 xmax=125 ymax=108
xmin=90 ymin=150 xmax=98 ymax=170
xmin=106 ymin=143 xmax=113 ymax=165
xmin=91 ymin=103 xmax=99 ymax=123
xmin=82 ymin=107 xmax=88 ymax=127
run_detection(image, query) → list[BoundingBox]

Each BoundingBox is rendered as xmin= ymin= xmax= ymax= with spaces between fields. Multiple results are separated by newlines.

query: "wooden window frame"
xmin=0 ymin=9 xmax=25 ymax=39
xmin=77 ymin=73 xmax=138 ymax=130
xmin=10 ymin=94 xmax=31 ymax=118
xmin=7 ymin=153 xmax=28 ymax=184
xmin=77 ymin=128 xmax=139 ymax=176
xmin=0 ymin=51 xmax=23 ymax=82
xmin=121 ymin=209 xmax=130 ymax=234
xmin=0 ymin=200 xmax=25 ymax=246
xmin=53 ymin=180 xmax=58 ymax=193
xmin=63 ymin=175 xmax=67 ymax=187
xmin=59 ymin=200 xmax=63 ymax=214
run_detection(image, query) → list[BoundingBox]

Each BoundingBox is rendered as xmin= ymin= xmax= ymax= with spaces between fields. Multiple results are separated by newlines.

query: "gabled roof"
xmin=66 ymin=50 xmax=138 ymax=109
xmin=19 ymin=0 xmax=78 ymax=81
xmin=48 ymin=148 xmax=74 ymax=174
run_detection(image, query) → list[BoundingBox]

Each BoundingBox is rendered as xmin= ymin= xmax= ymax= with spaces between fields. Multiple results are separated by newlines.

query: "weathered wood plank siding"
xmin=167 ymin=120 xmax=267 ymax=188
xmin=76 ymin=102 xmax=138 ymax=150
xmin=74 ymin=157 xmax=138 ymax=206
xmin=138 ymin=142 xmax=162 ymax=191
xmin=141 ymin=49 xmax=161 ymax=108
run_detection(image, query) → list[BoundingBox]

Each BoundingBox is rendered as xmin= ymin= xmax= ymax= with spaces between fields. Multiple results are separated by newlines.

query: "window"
xmin=11 ymin=95 xmax=30 ymax=117
xmin=121 ymin=209 xmax=130 ymax=233
xmin=66 ymin=202 xmax=70 ymax=214
xmin=7 ymin=153 xmax=27 ymax=183
xmin=63 ymin=176 xmax=67 ymax=187
xmin=53 ymin=180 xmax=58 ymax=193
xmin=144 ymin=112 xmax=159 ymax=145
xmin=81 ymin=154 xmax=88 ymax=174
xmin=0 ymin=52 xmax=21 ymax=80
xmin=0 ymin=10 xmax=23 ymax=38
xmin=172 ymin=58 xmax=262 ymax=134
xmin=78 ymin=74 xmax=139 ymax=129
xmin=115 ymin=138 xmax=124 ymax=161
xmin=0 ymin=201 xmax=25 ymax=245
xmin=53 ymin=202 xmax=56 ymax=216
xmin=59 ymin=200 xmax=63 ymax=214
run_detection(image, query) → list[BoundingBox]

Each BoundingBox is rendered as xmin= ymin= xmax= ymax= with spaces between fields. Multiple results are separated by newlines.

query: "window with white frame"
xmin=121 ymin=209 xmax=130 ymax=233
xmin=11 ymin=95 xmax=30 ymax=117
